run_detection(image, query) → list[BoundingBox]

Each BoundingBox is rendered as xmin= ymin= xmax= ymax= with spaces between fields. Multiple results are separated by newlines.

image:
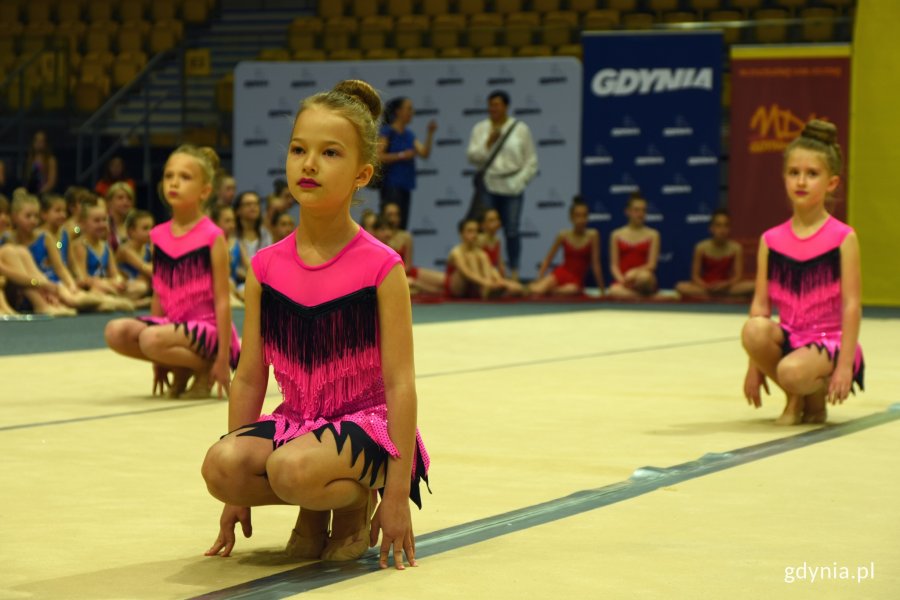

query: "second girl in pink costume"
xmin=104 ymin=145 xmax=239 ymax=398
xmin=742 ymin=120 xmax=862 ymax=425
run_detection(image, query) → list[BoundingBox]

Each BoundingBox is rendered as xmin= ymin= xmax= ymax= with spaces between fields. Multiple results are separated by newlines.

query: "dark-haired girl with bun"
xmin=741 ymin=120 xmax=863 ymax=426
xmin=202 ymin=80 xmax=429 ymax=570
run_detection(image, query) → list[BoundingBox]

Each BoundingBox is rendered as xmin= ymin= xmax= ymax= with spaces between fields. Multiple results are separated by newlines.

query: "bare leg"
xmin=802 ymin=388 xmax=828 ymax=424
xmin=527 ymin=275 xmax=557 ymax=296
xmin=607 ymin=282 xmax=639 ymax=299
xmin=631 ymin=269 xmax=657 ymax=296
xmin=741 ymin=317 xmax=805 ymax=424
xmin=105 ymin=318 xmax=150 ymax=360
xmin=266 ymin=428 xmax=387 ymax=561
xmin=411 ymin=268 xmax=446 ymax=295
xmin=138 ymin=324 xmax=210 ymax=371
xmin=551 ymin=283 xmax=581 ymax=297
xmin=675 ymin=281 xmax=710 ymax=299
xmin=202 ymin=428 xmax=284 ymax=507
xmin=728 ymin=280 xmax=756 ymax=297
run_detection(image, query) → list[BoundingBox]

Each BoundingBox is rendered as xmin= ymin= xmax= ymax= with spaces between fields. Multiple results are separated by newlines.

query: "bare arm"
xmin=414 ymin=122 xmax=436 ymax=159
xmin=609 ymin=232 xmax=623 ymax=283
xmin=210 ymin=235 xmax=233 ymax=391
xmin=537 ymin=233 xmax=563 ymax=279
xmin=118 ymin=245 xmax=153 ymax=279
xmin=749 ymin=237 xmax=770 ymax=318
xmin=645 ymin=230 xmax=660 ymax=271
xmin=45 ymin=233 xmax=77 ymax=289
xmin=228 ymin=269 xmax=269 ymax=430
xmin=590 ymin=230 xmax=604 ymax=290
xmin=730 ymin=243 xmax=744 ymax=285
xmin=690 ymin=243 xmax=705 ymax=287
xmin=375 ymin=266 xmax=417 ymax=548
xmin=40 ymin=156 xmax=58 ymax=194
xmin=830 ymin=232 xmax=862 ymax=402
xmin=69 ymin=240 xmax=88 ymax=284
xmin=450 ymin=248 xmax=492 ymax=286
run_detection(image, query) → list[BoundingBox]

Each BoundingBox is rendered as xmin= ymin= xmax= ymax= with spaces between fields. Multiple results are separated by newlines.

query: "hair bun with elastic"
xmin=801 ymin=119 xmax=838 ymax=146
xmin=333 ymin=79 xmax=382 ymax=121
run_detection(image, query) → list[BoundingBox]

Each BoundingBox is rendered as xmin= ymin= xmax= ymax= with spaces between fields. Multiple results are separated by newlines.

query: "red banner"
xmin=728 ymin=46 xmax=851 ymax=270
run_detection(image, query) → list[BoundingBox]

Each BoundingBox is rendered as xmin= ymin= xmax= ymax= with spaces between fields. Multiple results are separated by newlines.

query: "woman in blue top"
xmin=377 ymin=97 xmax=436 ymax=231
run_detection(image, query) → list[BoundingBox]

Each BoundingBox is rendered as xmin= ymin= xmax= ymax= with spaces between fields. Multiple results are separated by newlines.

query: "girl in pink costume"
xmin=742 ymin=120 xmax=862 ymax=425
xmin=201 ymin=80 xmax=428 ymax=570
xmin=104 ymin=145 xmax=239 ymax=398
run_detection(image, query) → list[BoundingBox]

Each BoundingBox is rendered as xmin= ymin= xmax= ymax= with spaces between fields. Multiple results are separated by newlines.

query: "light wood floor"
xmin=1 ymin=307 xmax=898 ymax=599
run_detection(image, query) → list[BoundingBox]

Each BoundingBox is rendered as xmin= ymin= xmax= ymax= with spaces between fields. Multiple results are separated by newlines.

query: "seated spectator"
xmin=676 ymin=209 xmax=756 ymax=300
xmin=529 ymin=197 xmax=603 ymax=297
xmin=272 ymin=211 xmax=296 ymax=244
xmin=70 ymin=196 xmax=135 ymax=311
xmin=211 ymin=204 xmax=248 ymax=304
xmin=116 ymin=209 xmax=155 ymax=306
xmin=608 ymin=192 xmax=660 ymax=298
xmin=106 ymin=182 xmax=136 ymax=251
xmin=381 ymin=201 xmax=445 ymax=296
xmin=233 ymin=191 xmax=272 ymax=261
xmin=94 ymin=155 xmax=136 ymax=198
xmin=446 ymin=218 xmax=523 ymax=299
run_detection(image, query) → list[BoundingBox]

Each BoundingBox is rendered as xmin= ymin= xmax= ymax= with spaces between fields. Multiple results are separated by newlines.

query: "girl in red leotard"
xmin=529 ymin=197 xmax=602 ymax=296
xmin=676 ymin=209 xmax=755 ymax=300
xmin=478 ymin=208 xmax=507 ymax=278
xmin=608 ymin=192 xmax=660 ymax=298
xmin=381 ymin=201 xmax=444 ymax=295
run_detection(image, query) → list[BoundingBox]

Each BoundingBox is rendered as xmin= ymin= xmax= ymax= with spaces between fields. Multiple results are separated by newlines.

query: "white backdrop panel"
xmin=233 ymin=58 xmax=582 ymax=278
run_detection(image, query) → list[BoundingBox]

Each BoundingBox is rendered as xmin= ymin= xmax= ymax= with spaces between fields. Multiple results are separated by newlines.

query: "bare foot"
xmin=775 ymin=394 xmax=804 ymax=426
xmin=182 ymin=370 xmax=213 ymax=399
xmin=167 ymin=368 xmax=192 ymax=399
xmin=802 ymin=390 xmax=828 ymax=424
xmin=321 ymin=489 xmax=377 ymax=561
xmin=285 ymin=509 xmax=330 ymax=560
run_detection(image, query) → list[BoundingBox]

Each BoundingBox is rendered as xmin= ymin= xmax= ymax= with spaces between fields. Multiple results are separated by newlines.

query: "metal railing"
xmin=0 ymin=42 xmax=70 ymax=171
xmin=75 ymin=44 xmax=186 ymax=205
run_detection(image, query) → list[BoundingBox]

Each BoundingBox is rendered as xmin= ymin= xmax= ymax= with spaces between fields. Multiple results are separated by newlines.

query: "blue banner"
xmin=580 ymin=31 xmax=723 ymax=290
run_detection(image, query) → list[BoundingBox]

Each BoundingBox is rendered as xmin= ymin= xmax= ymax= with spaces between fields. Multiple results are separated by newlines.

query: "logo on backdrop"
xmin=635 ymin=144 xmax=665 ymax=166
xmin=538 ymin=125 xmax=566 ymax=147
xmin=583 ymin=144 xmax=613 ymax=166
xmin=663 ymin=115 xmax=694 ymax=137
xmin=435 ymin=124 xmax=463 ymax=147
xmin=611 ymin=116 xmax=641 ymax=137
xmin=436 ymin=65 xmax=464 ymax=86
xmin=687 ymin=144 xmax=718 ymax=166
xmin=661 ymin=173 xmax=692 ymax=195
xmin=609 ymin=173 xmax=640 ymax=195
xmin=591 ymin=68 xmax=713 ymax=97
xmin=487 ymin=66 xmax=515 ymax=86
xmin=539 ymin=64 xmax=569 ymax=85
xmin=388 ymin=66 xmax=414 ymax=87
xmin=748 ymin=104 xmax=828 ymax=154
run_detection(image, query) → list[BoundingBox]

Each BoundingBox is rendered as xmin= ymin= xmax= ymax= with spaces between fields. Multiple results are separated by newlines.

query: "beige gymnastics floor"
xmin=1 ymin=308 xmax=897 ymax=599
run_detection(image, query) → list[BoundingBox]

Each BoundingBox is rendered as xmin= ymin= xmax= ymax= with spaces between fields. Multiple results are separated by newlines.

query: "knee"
xmin=741 ymin=317 xmax=775 ymax=351
xmin=202 ymin=439 xmax=251 ymax=497
xmin=776 ymin=360 xmax=805 ymax=393
xmin=266 ymin=451 xmax=317 ymax=503
xmin=104 ymin=319 xmax=130 ymax=348
xmin=137 ymin=326 xmax=163 ymax=356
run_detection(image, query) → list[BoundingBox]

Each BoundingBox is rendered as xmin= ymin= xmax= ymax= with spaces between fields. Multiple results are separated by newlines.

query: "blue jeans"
xmin=482 ymin=190 xmax=524 ymax=271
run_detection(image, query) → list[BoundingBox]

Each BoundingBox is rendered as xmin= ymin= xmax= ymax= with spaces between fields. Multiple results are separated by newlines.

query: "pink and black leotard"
xmin=139 ymin=216 xmax=241 ymax=369
xmin=764 ymin=216 xmax=864 ymax=390
xmin=241 ymin=227 xmax=430 ymax=507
